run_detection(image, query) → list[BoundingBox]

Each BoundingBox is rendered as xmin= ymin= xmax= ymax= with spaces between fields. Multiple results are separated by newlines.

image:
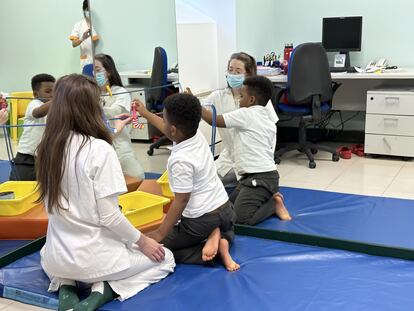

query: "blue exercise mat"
xmin=0 ymin=240 xmax=31 ymax=258
xmin=2 ymin=236 xmax=414 ymax=310
xmin=260 ymin=187 xmax=414 ymax=249
xmin=0 ymin=160 xmax=11 ymax=183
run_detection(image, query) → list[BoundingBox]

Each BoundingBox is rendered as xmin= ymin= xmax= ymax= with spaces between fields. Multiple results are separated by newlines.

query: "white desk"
xmin=119 ymin=70 xmax=179 ymax=82
xmin=266 ymin=68 xmax=414 ymax=111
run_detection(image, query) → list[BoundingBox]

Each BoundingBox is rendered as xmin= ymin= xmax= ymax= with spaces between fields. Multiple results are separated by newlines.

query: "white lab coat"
xmin=40 ymin=133 xmax=174 ymax=300
xmin=203 ymin=88 xmax=279 ymax=179
xmin=102 ymin=85 xmax=145 ymax=179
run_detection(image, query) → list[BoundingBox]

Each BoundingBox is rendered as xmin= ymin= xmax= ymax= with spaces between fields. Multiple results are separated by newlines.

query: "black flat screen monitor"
xmin=322 ymin=16 xmax=362 ymax=52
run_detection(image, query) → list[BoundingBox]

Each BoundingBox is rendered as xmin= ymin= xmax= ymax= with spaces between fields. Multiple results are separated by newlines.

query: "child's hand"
xmin=0 ymin=108 xmax=8 ymax=125
xmin=112 ymin=113 xmax=132 ymax=136
xmin=132 ymin=99 xmax=148 ymax=116
xmin=137 ymin=234 xmax=165 ymax=262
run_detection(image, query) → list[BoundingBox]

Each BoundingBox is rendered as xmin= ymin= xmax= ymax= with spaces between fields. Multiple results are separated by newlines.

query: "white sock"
xmin=91 ymin=281 xmax=105 ymax=294
xmin=60 ymin=279 xmax=76 ymax=287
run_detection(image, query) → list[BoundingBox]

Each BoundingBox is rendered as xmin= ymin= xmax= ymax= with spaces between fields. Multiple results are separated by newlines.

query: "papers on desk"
xmin=258 ymin=66 xmax=282 ymax=76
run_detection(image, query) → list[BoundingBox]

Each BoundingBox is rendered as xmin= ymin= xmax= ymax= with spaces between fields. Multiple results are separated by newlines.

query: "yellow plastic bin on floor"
xmin=119 ymin=191 xmax=170 ymax=227
xmin=156 ymin=171 xmax=174 ymax=199
xmin=0 ymin=181 xmax=41 ymax=216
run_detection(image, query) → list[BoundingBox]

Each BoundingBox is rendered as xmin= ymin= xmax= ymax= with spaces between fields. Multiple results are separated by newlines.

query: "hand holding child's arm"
xmin=132 ymin=99 xmax=166 ymax=135
xmin=201 ymin=107 xmax=227 ymax=128
xmin=147 ymin=192 xmax=190 ymax=242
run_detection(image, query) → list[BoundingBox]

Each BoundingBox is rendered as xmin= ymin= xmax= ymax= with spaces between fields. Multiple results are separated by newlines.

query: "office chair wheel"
xmin=147 ymin=149 xmax=154 ymax=156
xmin=309 ymin=161 xmax=316 ymax=169
xmin=311 ymin=148 xmax=318 ymax=155
xmin=332 ymin=154 xmax=340 ymax=162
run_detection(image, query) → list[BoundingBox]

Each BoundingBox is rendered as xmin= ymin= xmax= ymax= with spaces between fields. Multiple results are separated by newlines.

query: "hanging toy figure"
xmin=131 ymin=102 xmax=144 ymax=129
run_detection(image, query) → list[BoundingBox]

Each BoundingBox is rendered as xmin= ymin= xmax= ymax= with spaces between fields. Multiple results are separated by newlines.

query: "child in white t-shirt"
xmin=10 ymin=74 xmax=55 ymax=181
xmin=202 ymin=76 xmax=292 ymax=225
xmin=134 ymin=93 xmax=239 ymax=271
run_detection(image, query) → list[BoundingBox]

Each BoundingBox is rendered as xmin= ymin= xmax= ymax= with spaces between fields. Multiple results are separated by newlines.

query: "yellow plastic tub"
xmin=0 ymin=181 xmax=41 ymax=216
xmin=119 ymin=191 xmax=170 ymax=227
xmin=156 ymin=171 xmax=174 ymax=198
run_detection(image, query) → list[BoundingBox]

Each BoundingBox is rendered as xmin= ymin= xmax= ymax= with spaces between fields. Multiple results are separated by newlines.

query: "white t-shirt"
xmin=223 ymin=105 xmax=277 ymax=175
xmin=102 ymin=86 xmax=135 ymax=159
xmin=17 ymin=99 xmax=46 ymax=156
xmin=70 ymin=19 xmax=98 ymax=68
xmin=41 ymin=133 xmax=131 ymax=280
xmin=168 ymin=130 xmax=228 ymax=218
xmin=204 ymin=88 xmax=279 ymax=177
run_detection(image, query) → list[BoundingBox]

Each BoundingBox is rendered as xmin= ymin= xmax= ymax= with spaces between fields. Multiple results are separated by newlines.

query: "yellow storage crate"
xmin=10 ymin=91 xmax=33 ymax=140
xmin=0 ymin=181 xmax=41 ymax=216
xmin=156 ymin=171 xmax=174 ymax=198
xmin=119 ymin=191 xmax=169 ymax=227
xmin=17 ymin=116 xmax=25 ymax=139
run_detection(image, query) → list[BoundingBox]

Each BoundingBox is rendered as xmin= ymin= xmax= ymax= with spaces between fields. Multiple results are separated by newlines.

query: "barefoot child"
xmin=38 ymin=74 xmax=175 ymax=311
xmin=202 ymin=76 xmax=292 ymax=225
xmin=134 ymin=93 xmax=239 ymax=271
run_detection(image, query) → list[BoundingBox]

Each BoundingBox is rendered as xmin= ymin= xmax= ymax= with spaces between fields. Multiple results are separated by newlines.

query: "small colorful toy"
xmin=0 ymin=96 xmax=7 ymax=110
xmin=131 ymin=104 xmax=144 ymax=129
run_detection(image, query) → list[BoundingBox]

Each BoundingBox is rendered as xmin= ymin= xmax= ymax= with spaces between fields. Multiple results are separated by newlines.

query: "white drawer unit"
xmin=365 ymin=88 xmax=414 ymax=157
xmin=365 ymin=134 xmax=414 ymax=157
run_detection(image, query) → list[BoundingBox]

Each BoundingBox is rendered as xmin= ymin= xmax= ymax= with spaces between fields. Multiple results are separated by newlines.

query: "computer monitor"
xmin=322 ymin=16 xmax=362 ymax=70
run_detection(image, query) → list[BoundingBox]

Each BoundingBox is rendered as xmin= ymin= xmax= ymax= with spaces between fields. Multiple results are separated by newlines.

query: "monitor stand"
xmin=330 ymin=51 xmax=356 ymax=72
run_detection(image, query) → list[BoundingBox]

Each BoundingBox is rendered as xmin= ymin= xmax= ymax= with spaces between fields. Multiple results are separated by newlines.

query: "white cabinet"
xmin=365 ymin=88 xmax=414 ymax=157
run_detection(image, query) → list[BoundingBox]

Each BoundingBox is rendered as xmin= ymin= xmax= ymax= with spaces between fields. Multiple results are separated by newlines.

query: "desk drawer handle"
xmin=385 ymin=97 xmax=399 ymax=105
xmin=383 ymin=137 xmax=392 ymax=149
xmin=383 ymin=117 xmax=398 ymax=126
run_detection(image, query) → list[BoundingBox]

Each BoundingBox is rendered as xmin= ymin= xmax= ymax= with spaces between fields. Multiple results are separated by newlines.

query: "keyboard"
xmin=330 ymin=67 xmax=357 ymax=73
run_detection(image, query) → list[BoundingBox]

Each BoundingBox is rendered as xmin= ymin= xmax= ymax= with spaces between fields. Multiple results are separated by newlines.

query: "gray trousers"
xmin=161 ymin=201 xmax=236 ymax=265
xmin=231 ymin=170 xmax=280 ymax=226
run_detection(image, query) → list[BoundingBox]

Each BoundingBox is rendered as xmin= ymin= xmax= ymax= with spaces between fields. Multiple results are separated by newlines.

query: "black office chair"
xmin=274 ymin=42 xmax=341 ymax=169
xmin=146 ymin=47 xmax=171 ymax=156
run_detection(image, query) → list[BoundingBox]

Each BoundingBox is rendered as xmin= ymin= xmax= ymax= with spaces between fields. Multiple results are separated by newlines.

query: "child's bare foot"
xmin=274 ymin=193 xmax=292 ymax=221
xmin=218 ymin=238 xmax=240 ymax=272
xmin=202 ymin=228 xmax=220 ymax=261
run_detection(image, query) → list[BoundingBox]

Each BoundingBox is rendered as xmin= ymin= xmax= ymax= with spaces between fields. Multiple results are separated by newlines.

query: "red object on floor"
xmin=350 ymin=144 xmax=365 ymax=157
xmin=337 ymin=146 xmax=352 ymax=159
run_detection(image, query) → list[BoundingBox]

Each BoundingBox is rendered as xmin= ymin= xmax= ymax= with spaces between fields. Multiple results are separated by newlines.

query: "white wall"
xmin=92 ymin=0 xmax=178 ymax=71
xmin=0 ymin=0 xmax=82 ymax=92
xmin=237 ymin=0 xmax=414 ymax=68
xmin=176 ymin=0 xmax=237 ymax=91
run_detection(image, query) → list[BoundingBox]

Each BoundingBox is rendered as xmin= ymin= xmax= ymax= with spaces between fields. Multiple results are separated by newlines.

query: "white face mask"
xmin=84 ymin=10 xmax=90 ymax=18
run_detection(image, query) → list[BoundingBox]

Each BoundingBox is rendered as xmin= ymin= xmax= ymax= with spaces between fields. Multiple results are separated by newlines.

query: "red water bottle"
xmin=283 ymin=43 xmax=294 ymax=74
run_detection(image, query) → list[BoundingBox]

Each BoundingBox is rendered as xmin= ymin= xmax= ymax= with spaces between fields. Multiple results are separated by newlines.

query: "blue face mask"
xmin=226 ymin=73 xmax=245 ymax=89
xmin=96 ymin=71 xmax=107 ymax=87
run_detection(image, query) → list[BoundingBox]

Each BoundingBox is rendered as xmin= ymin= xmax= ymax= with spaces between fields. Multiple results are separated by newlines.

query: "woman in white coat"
xmin=37 ymin=74 xmax=174 ymax=311
xmin=94 ymin=54 xmax=145 ymax=181
xmin=204 ymin=52 xmax=279 ymax=187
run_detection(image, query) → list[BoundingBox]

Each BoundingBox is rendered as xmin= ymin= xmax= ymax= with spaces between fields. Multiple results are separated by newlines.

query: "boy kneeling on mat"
xmin=133 ymin=93 xmax=239 ymax=271
xmin=202 ymin=76 xmax=292 ymax=225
